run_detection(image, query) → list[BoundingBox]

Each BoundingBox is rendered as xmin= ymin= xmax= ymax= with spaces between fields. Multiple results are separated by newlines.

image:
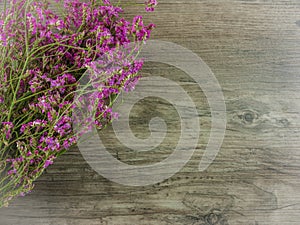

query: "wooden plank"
xmin=1 ymin=0 xmax=300 ymax=224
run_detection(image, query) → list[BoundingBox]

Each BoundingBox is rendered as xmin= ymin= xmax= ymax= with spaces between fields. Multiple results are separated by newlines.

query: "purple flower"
xmin=131 ymin=16 xmax=155 ymax=41
xmin=8 ymin=169 xmax=17 ymax=175
xmin=102 ymin=0 xmax=111 ymax=5
xmin=26 ymin=13 xmax=37 ymax=35
xmin=43 ymin=159 xmax=53 ymax=168
xmin=0 ymin=32 xmax=7 ymax=46
xmin=54 ymin=115 xmax=72 ymax=134
xmin=145 ymin=0 xmax=158 ymax=12
xmin=2 ymin=122 xmax=14 ymax=140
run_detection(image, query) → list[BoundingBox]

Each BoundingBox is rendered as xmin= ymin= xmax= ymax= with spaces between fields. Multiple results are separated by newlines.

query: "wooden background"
xmin=1 ymin=0 xmax=300 ymax=224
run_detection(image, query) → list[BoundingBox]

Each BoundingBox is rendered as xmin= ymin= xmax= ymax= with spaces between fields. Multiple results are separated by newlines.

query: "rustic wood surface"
xmin=1 ymin=0 xmax=300 ymax=224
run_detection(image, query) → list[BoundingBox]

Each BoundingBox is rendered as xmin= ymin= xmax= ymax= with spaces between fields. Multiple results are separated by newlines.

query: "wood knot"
xmin=192 ymin=210 xmax=229 ymax=225
xmin=205 ymin=211 xmax=228 ymax=225
xmin=237 ymin=110 xmax=259 ymax=125
xmin=276 ymin=118 xmax=289 ymax=127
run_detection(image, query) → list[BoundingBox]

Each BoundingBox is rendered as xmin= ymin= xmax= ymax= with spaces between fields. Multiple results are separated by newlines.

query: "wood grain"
xmin=1 ymin=0 xmax=300 ymax=224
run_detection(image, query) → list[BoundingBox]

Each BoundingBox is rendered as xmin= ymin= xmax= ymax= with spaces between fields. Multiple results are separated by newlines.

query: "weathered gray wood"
xmin=1 ymin=0 xmax=300 ymax=224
